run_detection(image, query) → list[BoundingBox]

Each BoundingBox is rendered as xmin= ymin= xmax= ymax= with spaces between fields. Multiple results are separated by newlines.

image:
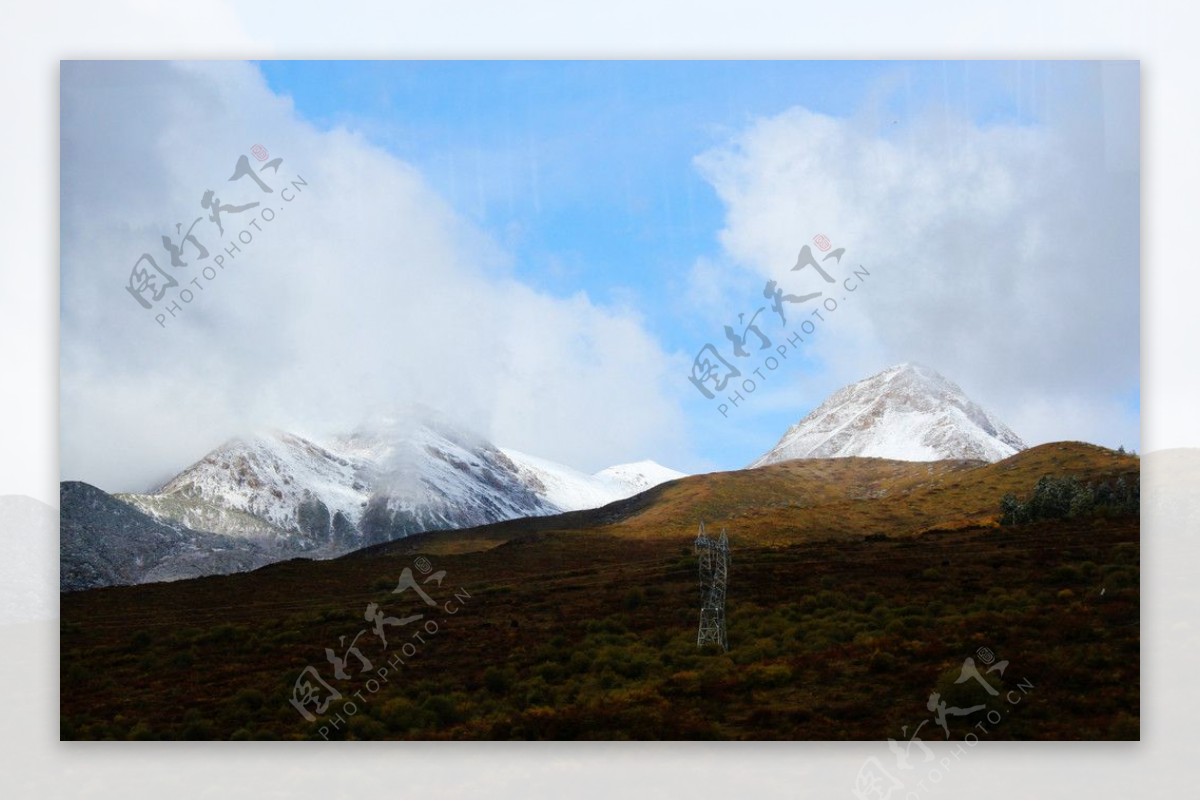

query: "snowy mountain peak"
xmin=122 ymin=415 xmax=689 ymax=559
xmin=751 ymin=363 xmax=1025 ymax=466
xmin=593 ymin=461 xmax=687 ymax=494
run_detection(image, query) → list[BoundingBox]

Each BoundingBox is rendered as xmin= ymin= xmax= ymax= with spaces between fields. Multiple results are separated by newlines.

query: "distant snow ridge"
xmin=751 ymin=363 xmax=1025 ymax=467
xmin=595 ymin=460 xmax=688 ymax=494
xmin=502 ymin=450 xmax=686 ymax=511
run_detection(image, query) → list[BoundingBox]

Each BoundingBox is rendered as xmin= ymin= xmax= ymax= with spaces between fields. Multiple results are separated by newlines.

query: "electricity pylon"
xmin=695 ymin=521 xmax=729 ymax=650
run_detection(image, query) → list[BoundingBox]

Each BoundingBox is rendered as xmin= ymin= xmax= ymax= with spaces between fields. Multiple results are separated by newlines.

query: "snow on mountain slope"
xmin=335 ymin=417 xmax=559 ymax=544
xmin=123 ymin=429 xmax=372 ymax=549
xmin=500 ymin=450 xmax=686 ymax=511
xmin=117 ymin=492 xmax=291 ymax=542
xmin=501 ymin=448 xmax=629 ymax=511
xmin=594 ymin=460 xmax=687 ymax=495
xmin=752 ymin=363 xmax=1026 ymax=467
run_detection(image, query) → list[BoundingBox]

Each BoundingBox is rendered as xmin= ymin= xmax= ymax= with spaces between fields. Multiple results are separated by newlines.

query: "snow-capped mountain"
xmin=333 ymin=417 xmax=560 ymax=547
xmin=121 ymin=418 xmax=556 ymax=552
xmin=751 ymin=363 xmax=1026 ymax=467
xmin=502 ymin=450 xmax=686 ymax=511
xmin=594 ymin=460 xmax=688 ymax=495
xmin=64 ymin=406 xmax=691 ymax=590
xmin=116 ymin=412 xmax=688 ymax=562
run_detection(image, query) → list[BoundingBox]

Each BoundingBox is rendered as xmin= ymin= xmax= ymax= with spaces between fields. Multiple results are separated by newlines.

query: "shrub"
xmin=128 ymin=721 xmax=156 ymax=740
xmin=180 ymin=708 xmax=216 ymax=740
xmin=663 ymin=670 xmax=702 ymax=697
xmin=484 ymin=666 xmax=514 ymax=695
xmin=745 ymin=663 xmax=792 ymax=688
xmin=347 ymin=715 xmax=388 ymax=739
xmin=231 ymin=687 xmax=265 ymax=712
xmin=380 ymin=697 xmax=433 ymax=733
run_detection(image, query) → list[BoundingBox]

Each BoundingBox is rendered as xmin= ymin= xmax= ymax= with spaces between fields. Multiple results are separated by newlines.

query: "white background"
xmin=1 ymin=1 xmax=1196 ymax=797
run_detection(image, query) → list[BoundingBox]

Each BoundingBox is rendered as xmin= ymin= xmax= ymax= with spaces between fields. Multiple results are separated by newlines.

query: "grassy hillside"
xmin=60 ymin=442 xmax=1139 ymax=740
xmin=363 ymin=441 xmax=1138 ymax=551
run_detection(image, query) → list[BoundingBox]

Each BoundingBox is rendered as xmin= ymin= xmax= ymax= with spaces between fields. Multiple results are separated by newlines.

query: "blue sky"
xmin=258 ymin=60 xmax=872 ymax=327
xmin=254 ymin=60 xmax=1138 ymax=470
xmin=61 ymin=60 xmax=1139 ymax=489
xmin=257 ymin=61 xmax=1043 ymax=340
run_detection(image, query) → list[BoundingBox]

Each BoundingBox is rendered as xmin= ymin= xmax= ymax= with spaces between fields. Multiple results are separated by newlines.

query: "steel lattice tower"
xmin=695 ymin=521 xmax=730 ymax=650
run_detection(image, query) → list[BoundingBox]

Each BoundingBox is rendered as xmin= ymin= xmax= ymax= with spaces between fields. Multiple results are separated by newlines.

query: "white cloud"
xmin=60 ymin=61 xmax=689 ymax=491
xmin=692 ymin=81 xmax=1139 ymax=451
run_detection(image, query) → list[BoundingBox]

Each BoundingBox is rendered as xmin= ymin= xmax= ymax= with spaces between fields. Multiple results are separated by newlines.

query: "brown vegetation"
xmin=60 ymin=442 xmax=1138 ymax=740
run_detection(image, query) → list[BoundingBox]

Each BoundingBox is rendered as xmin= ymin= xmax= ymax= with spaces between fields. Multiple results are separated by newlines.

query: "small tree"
xmin=1000 ymin=493 xmax=1023 ymax=525
xmin=1068 ymin=482 xmax=1095 ymax=518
